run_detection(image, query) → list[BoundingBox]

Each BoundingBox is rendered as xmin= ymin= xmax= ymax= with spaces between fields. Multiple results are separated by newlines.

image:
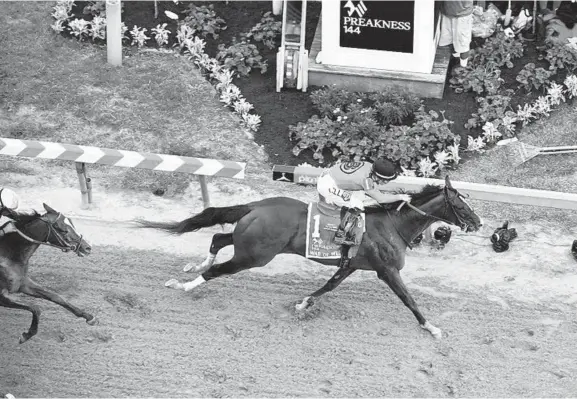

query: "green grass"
xmin=0 ymin=2 xmax=270 ymax=195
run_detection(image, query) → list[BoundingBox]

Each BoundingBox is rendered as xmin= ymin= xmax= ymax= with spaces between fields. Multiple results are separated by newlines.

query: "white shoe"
xmin=460 ymin=58 xmax=469 ymax=67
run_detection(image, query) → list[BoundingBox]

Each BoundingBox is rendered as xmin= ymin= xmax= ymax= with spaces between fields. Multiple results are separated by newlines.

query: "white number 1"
xmin=312 ymin=215 xmax=321 ymax=238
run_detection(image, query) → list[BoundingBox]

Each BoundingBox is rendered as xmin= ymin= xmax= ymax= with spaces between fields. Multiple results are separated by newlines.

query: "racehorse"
xmin=0 ymin=204 xmax=95 ymax=344
xmin=139 ymin=176 xmax=482 ymax=339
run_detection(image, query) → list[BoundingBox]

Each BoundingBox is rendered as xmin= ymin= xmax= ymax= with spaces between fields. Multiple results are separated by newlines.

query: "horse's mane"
xmin=364 ymin=184 xmax=443 ymax=214
xmin=4 ymin=209 xmax=42 ymax=225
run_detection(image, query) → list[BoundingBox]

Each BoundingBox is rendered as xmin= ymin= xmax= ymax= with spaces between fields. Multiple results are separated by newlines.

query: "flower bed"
xmin=51 ymin=1 xmax=577 ymax=176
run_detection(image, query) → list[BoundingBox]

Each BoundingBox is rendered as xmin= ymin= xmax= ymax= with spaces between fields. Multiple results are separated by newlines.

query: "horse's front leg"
xmin=20 ymin=277 xmax=97 ymax=325
xmin=377 ymin=266 xmax=442 ymax=339
xmin=0 ymin=292 xmax=41 ymax=344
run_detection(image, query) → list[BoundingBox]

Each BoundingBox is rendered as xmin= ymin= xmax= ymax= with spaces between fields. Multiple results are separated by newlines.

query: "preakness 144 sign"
xmin=340 ymin=0 xmax=414 ymax=54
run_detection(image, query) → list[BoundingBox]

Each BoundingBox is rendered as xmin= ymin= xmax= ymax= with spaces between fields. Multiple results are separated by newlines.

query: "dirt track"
xmin=1 ymin=219 xmax=577 ymax=398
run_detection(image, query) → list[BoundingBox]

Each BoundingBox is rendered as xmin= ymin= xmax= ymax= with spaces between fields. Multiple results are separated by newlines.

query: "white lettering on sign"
xmin=343 ymin=17 xmax=411 ymax=31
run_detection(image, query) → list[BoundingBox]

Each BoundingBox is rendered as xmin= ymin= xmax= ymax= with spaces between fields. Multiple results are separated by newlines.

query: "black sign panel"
xmin=339 ymin=0 xmax=414 ymax=53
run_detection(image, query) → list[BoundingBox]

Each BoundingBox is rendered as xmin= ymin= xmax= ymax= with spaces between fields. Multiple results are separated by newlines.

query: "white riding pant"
xmin=317 ymin=173 xmax=379 ymax=210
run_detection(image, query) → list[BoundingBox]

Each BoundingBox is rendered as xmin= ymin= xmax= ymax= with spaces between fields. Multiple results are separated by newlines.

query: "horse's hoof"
xmin=19 ymin=332 xmax=31 ymax=344
xmin=86 ymin=316 xmax=98 ymax=326
xmin=431 ymin=329 xmax=443 ymax=340
xmin=295 ymin=297 xmax=313 ymax=312
xmin=165 ymin=278 xmax=182 ymax=289
xmin=182 ymin=262 xmax=194 ymax=272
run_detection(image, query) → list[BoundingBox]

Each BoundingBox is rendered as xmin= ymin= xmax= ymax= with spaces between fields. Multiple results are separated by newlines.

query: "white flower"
xmin=151 ymin=23 xmax=170 ymax=47
xmin=399 ymin=166 xmax=417 ymax=177
xmin=165 ymin=10 xmax=179 ymax=20
xmin=219 ymin=85 xmax=242 ymax=106
xmin=516 ymin=103 xmax=536 ymax=126
xmin=130 ymin=25 xmax=150 ymax=48
xmin=121 ymin=22 xmax=129 ymax=40
xmin=466 ymin=136 xmax=486 ymax=152
xmin=233 ymin=98 xmax=254 ymax=115
xmin=417 ymin=158 xmax=438 ymax=177
xmin=175 ymin=24 xmax=195 ymax=49
xmin=68 ymin=19 xmax=90 ymax=40
xmin=547 ymin=82 xmax=566 ymax=106
xmin=89 ymin=16 xmax=107 ymax=40
xmin=51 ymin=19 xmax=66 ymax=33
xmin=500 ymin=115 xmax=517 ymax=136
xmin=447 ymin=143 xmax=461 ymax=164
xmin=51 ymin=4 xmax=71 ymax=21
xmin=533 ymin=96 xmax=551 ymax=117
xmin=242 ymin=114 xmax=262 ymax=131
xmin=564 ymin=75 xmax=577 ymax=98
xmin=184 ymin=36 xmax=206 ymax=59
xmin=433 ymin=151 xmax=451 ymax=169
xmin=482 ymin=121 xmax=502 ymax=142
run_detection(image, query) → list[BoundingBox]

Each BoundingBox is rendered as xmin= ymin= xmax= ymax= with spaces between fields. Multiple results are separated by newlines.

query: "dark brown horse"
xmin=140 ymin=176 xmax=482 ymax=338
xmin=0 ymin=204 xmax=95 ymax=343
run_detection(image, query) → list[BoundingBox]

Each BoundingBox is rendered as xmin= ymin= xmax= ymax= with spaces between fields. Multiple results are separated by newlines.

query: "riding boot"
xmin=334 ymin=208 xmax=360 ymax=246
xmin=337 ymin=245 xmax=351 ymax=269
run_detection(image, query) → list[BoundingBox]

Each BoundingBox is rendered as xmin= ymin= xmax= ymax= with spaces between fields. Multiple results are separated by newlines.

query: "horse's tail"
xmin=136 ymin=205 xmax=252 ymax=235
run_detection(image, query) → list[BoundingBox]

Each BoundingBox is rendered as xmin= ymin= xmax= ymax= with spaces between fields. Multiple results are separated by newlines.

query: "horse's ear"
xmin=445 ymin=175 xmax=453 ymax=190
xmin=43 ymin=203 xmax=56 ymax=214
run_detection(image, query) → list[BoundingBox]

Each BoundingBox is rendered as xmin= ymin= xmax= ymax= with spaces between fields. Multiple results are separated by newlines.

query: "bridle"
xmin=10 ymin=213 xmax=83 ymax=254
xmin=387 ymin=187 xmax=471 ymax=249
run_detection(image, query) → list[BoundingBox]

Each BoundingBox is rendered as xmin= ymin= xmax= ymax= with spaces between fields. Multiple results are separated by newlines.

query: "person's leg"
xmin=439 ymin=14 xmax=458 ymax=57
xmin=454 ymin=14 xmax=473 ymax=67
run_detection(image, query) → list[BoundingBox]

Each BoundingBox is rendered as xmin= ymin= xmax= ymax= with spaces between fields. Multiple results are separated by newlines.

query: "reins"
xmin=386 ymin=188 xmax=469 ymax=249
xmin=10 ymin=215 xmax=81 ymax=253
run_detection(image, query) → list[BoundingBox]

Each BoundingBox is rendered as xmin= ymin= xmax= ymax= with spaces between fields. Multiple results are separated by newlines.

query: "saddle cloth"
xmin=305 ymin=202 xmax=365 ymax=259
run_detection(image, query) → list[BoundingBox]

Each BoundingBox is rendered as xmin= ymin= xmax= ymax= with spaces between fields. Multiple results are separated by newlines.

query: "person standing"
xmin=439 ymin=0 xmax=475 ymax=67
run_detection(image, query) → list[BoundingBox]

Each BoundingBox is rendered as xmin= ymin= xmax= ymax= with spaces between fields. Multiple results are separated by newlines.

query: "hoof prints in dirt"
xmin=103 ymin=290 xmax=152 ymax=317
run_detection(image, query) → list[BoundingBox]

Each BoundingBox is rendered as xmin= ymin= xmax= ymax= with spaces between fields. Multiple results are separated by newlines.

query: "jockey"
xmin=317 ymin=158 xmax=411 ymax=266
xmin=0 ymin=187 xmax=20 ymax=237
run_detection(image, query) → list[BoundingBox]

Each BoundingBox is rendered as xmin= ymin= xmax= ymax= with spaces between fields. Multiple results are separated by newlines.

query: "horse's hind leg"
xmin=183 ymin=233 xmax=233 ymax=273
xmin=166 ymin=251 xmax=276 ymax=292
xmin=19 ymin=277 xmax=97 ymax=326
xmin=0 ymin=292 xmax=41 ymax=344
xmin=295 ymin=267 xmax=356 ymax=311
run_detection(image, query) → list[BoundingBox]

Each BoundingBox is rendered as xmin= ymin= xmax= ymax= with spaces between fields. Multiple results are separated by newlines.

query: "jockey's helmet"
xmin=371 ymin=158 xmax=398 ymax=181
xmin=0 ymin=188 xmax=20 ymax=211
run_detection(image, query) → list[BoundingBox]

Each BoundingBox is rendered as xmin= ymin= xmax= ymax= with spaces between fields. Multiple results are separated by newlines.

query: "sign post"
xmin=106 ymin=0 xmax=122 ymax=66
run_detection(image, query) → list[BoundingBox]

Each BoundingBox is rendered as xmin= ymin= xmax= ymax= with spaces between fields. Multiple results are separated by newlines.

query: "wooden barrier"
xmin=272 ymin=165 xmax=577 ymax=210
xmin=0 ymin=138 xmax=246 ymax=209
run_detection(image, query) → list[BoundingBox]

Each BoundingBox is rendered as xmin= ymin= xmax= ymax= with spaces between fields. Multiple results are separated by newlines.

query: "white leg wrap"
xmin=421 ymin=321 xmax=443 ymax=339
xmin=183 ymin=275 xmax=206 ymax=292
xmin=201 ymin=253 xmax=217 ymax=268
xmin=164 ymin=278 xmax=184 ymax=290
xmin=295 ymin=296 xmax=311 ymax=311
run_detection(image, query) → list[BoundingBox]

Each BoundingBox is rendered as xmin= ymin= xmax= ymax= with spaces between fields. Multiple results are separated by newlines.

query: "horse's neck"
xmin=0 ymin=234 xmax=40 ymax=264
xmin=395 ymin=198 xmax=446 ymax=243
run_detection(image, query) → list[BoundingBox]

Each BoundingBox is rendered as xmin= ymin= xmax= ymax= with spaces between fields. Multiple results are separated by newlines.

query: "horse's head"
xmin=442 ymin=176 xmax=483 ymax=232
xmin=14 ymin=204 xmax=92 ymax=257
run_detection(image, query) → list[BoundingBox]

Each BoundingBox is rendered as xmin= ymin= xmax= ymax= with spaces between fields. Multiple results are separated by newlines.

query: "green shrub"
xmin=516 ymin=63 xmax=553 ymax=92
xmin=183 ymin=3 xmax=227 ymax=39
xmin=289 ymin=87 xmax=459 ymax=169
xmin=216 ymin=39 xmax=268 ymax=76
xmin=544 ymin=39 xmax=577 ymax=72
xmin=449 ymin=65 xmax=503 ymax=95
xmin=471 ymin=32 xmax=525 ymax=69
xmin=244 ymin=11 xmax=282 ymax=50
